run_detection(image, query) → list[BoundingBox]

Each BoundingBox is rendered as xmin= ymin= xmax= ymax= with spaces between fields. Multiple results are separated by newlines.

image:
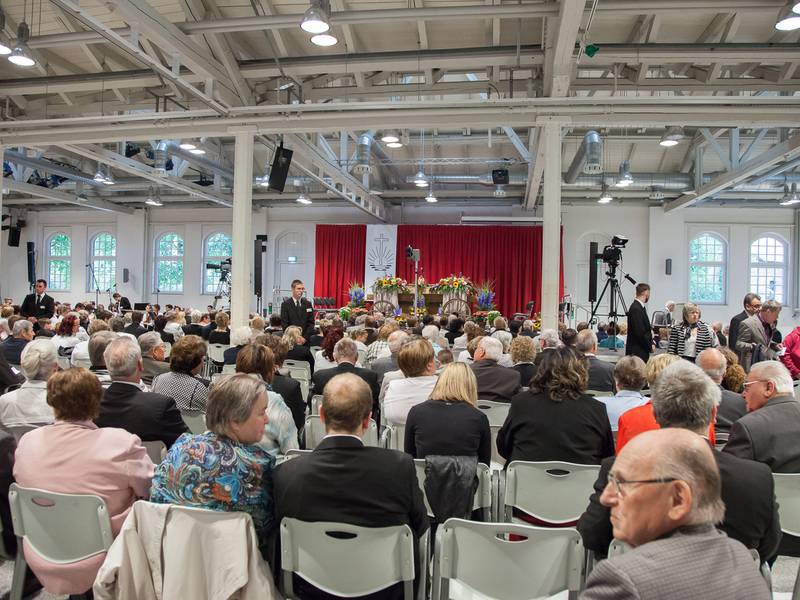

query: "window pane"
xmin=689 ymin=234 xmax=724 ymax=263
xmin=750 ymin=267 xmax=784 ymax=303
xmin=48 ymin=260 xmax=70 ymax=291
xmin=205 ymin=263 xmax=225 ymax=294
xmin=93 ymin=233 xmax=116 ymax=257
xmin=689 ymin=265 xmax=725 ymax=303
xmin=49 ymin=234 xmax=71 ymax=257
xmin=750 ymin=236 xmax=784 ymax=264
xmin=158 ymin=260 xmax=184 ymax=293
xmin=205 ymin=233 xmax=232 ymax=257
xmin=159 ymin=233 xmax=184 ymax=257
xmin=92 ymin=259 xmax=116 ymax=292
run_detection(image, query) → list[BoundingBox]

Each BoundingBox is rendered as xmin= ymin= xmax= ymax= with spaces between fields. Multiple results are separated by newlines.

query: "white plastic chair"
xmin=303 ymin=415 xmax=379 ymax=449
xmin=284 ymin=359 xmax=312 ymax=382
xmin=381 ymin=422 xmax=405 ymax=451
xmin=607 ymin=538 xmax=630 ymax=558
xmin=206 ymin=343 xmax=227 ymax=364
xmin=413 ymin=460 xmax=493 ymax=521
xmin=9 ymin=484 xmax=114 ymax=598
xmin=280 ymin=518 xmax=424 ymax=600
xmin=221 ymin=363 xmax=236 ymax=374
xmin=431 ymin=519 xmax=583 ymax=600
xmin=504 ymin=460 xmax=601 ymax=525
xmin=181 ymin=412 xmax=207 ymax=435
xmin=57 ymin=356 xmax=71 ymax=370
xmin=310 ymin=346 xmax=322 ymax=357
xmin=477 ymin=399 xmax=510 ymax=465
xmin=143 ymin=440 xmax=167 ymax=464
xmin=162 ymin=341 xmax=172 ymax=359
xmin=310 ymin=394 xmax=323 ymax=416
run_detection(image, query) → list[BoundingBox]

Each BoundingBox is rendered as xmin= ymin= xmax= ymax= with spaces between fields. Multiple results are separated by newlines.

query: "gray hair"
xmin=421 ymin=324 xmax=440 ymax=342
xmin=206 ymin=373 xmax=266 ymax=436
xmin=109 ymin=317 xmax=125 ymax=333
xmin=333 ymin=337 xmax=358 ymax=362
xmin=12 ymin=319 xmax=33 ymax=337
xmin=492 ymin=330 xmax=512 ymax=353
xmin=20 ymin=338 xmax=58 ymax=380
xmin=138 ymin=331 xmax=164 ymax=357
xmin=387 ymin=330 xmax=410 ymax=353
xmin=762 ymin=299 xmax=782 ymax=313
xmin=89 ymin=331 xmax=118 ymax=367
xmin=750 ymin=361 xmax=794 ymax=395
xmin=575 ymin=329 xmax=598 ymax=353
xmin=164 ymin=309 xmax=179 ymax=322
xmin=522 ymin=319 xmax=533 ymax=331
xmin=477 ymin=336 xmax=503 ymax=361
xmin=104 ymin=336 xmax=142 ymax=378
xmin=230 ymin=325 xmax=253 ymax=347
xmin=191 ymin=310 xmax=203 ymax=324
xmin=696 ymin=348 xmax=726 ymax=383
xmin=651 ymin=360 xmax=720 ymax=434
xmin=682 ymin=302 xmax=699 ymax=321
xmin=539 ymin=329 xmax=560 ymax=349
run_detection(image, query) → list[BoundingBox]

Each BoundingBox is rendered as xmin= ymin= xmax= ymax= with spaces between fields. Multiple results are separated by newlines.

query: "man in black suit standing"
xmin=625 ymin=283 xmax=653 ymax=363
xmin=312 ymin=337 xmax=380 ymax=421
xmin=280 ymin=279 xmax=315 ymax=340
xmin=728 ymin=293 xmax=762 ymax=362
xmin=273 ymin=373 xmax=428 ymax=600
xmin=20 ymin=279 xmax=55 ymax=325
xmin=576 ymin=329 xmax=615 ymax=393
xmin=111 ymin=292 xmax=132 ymax=314
xmin=95 ymin=337 xmax=188 ymax=447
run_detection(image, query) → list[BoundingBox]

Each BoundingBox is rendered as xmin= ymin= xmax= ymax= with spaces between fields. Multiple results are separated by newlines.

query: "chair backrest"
xmin=7 ymin=424 xmax=39 ymax=441
xmin=181 ymin=412 xmax=207 ymax=435
xmin=284 ymin=359 xmax=311 ymax=382
xmin=310 ymin=394 xmax=323 ymax=415
xmin=504 ymin=460 xmax=601 ymax=525
xmin=221 ymin=363 xmax=236 ymax=374
xmin=207 ymin=343 xmax=228 ymax=363
xmin=9 ymin=483 xmax=114 ymax=563
xmin=382 ymin=422 xmax=405 ymax=451
xmin=432 ymin=519 xmax=583 ymax=600
xmin=476 ymin=400 xmax=510 ymax=428
xmin=303 ymin=415 xmax=378 ymax=449
xmin=773 ymin=473 xmax=800 ymax=537
xmin=297 ymin=379 xmax=309 ymax=404
xmin=57 ymin=356 xmax=71 ymax=371
xmin=413 ymin=460 xmax=492 ymax=520
xmin=162 ymin=341 xmax=172 ymax=359
xmin=310 ymin=346 xmax=322 ymax=357
xmin=280 ymin=518 xmax=416 ymax=600
xmin=607 ymin=538 xmax=630 ymax=559
xmin=143 ymin=440 xmax=167 ymax=464
xmin=71 ymin=357 xmax=92 ymax=369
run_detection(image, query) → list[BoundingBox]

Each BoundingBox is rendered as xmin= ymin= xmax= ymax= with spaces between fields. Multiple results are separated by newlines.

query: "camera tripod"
xmin=590 ymin=263 xmax=629 ymax=351
xmin=213 ymin=270 xmax=232 ymax=310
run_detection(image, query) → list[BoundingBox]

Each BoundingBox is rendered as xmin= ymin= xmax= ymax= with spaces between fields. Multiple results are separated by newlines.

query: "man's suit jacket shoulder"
xmin=724 ymin=395 xmax=800 ymax=471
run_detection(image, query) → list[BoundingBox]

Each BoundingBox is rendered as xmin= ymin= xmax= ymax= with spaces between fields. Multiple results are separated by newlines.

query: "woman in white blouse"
xmin=384 ymin=338 xmax=438 ymax=426
xmin=0 ymin=339 xmax=58 ymax=426
xmin=51 ymin=313 xmax=88 ymax=351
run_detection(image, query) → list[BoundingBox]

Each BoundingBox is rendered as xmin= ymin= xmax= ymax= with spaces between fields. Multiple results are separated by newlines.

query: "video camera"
xmin=601 ymin=235 xmax=628 ymax=267
xmin=206 ymin=257 xmax=232 ymax=271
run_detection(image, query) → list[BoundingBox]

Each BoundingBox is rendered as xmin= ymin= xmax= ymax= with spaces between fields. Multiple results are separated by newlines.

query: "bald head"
xmin=696 ymin=348 xmax=726 ymax=383
xmin=320 ymin=373 xmax=373 ymax=435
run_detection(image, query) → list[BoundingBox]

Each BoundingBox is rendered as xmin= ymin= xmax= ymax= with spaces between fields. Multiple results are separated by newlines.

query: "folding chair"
xmin=413 ymin=460 xmax=493 ymax=521
xmin=206 ymin=343 xmax=228 ymax=364
xmin=381 ymin=422 xmax=405 ymax=451
xmin=476 ymin=400 xmax=510 ymax=465
xmin=303 ymin=415 xmax=378 ymax=449
xmin=280 ymin=518 xmax=426 ymax=600
xmin=504 ymin=460 xmax=601 ymax=525
xmin=310 ymin=394 xmax=323 ymax=416
xmin=143 ymin=440 xmax=168 ymax=464
xmin=284 ymin=359 xmax=312 ymax=382
xmin=431 ymin=519 xmax=583 ymax=600
xmin=9 ymin=484 xmax=114 ymax=599
xmin=221 ymin=363 xmax=236 ymax=374
xmin=181 ymin=412 xmax=207 ymax=435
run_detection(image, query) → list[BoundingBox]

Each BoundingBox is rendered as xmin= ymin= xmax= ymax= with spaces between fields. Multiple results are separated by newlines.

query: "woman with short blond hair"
xmin=384 ymin=339 xmax=438 ymax=425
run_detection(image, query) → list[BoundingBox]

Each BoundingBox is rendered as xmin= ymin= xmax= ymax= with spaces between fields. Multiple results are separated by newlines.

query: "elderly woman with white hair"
xmin=282 ymin=325 xmax=315 ymax=371
xmin=162 ymin=310 xmax=185 ymax=341
xmin=223 ymin=325 xmax=253 ymax=365
xmin=421 ymin=324 xmax=443 ymax=354
xmin=0 ymin=339 xmax=58 ymax=427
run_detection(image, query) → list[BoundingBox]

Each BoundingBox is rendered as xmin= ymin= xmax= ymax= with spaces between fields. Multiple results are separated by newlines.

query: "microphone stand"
xmin=86 ymin=263 xmax=100 ymax=309
xmin=155 ymin=288 xmax=160 ymax=309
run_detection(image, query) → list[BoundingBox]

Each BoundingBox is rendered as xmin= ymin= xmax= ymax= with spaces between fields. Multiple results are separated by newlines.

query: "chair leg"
xmin=9 ymin=545 xmax=27 ymax=600
xmin=792 ymin=561 xmax=800 ymax=600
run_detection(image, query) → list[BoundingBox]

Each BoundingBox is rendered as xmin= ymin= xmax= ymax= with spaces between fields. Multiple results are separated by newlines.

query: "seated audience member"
xmin=350 ymin=327 xmax=370 ymax=355
xmin=596 ymin=322 xmax=608 ymax=343
xmin=200 ymin=310 xmax=216 ymax=340
xmin=457 ymin=334 xmax=484 ymax=365
xmin=138 ymin=331 xmax=170 ymax=385
xmin=579 ymin=359 xmax=781 ymax=564
xmin=273 ymin=373 xmax=428 ymax=599
xmin=576 ymin=321 xmax=589 ymax=332
xmin=497 ymin=346 xmax=613 ymax=465
xmin=453 ymin=320 xmax=483 ymax=354
xmin=109 ymin=317 xmax=127 ymax=337
xmin=519 ymin=319 xmax=536 ymax=339
xmin=312 ymin=338 xmax=380 ymax=421
xmin=224 ymin=325 xmax=252 ymax=365
xmin=780 ymin=323 xmax=800 ymax=379
xmin=235 ymin=344 xmax=299 ymax=456
xmin=208 ymin=311 xmax=231 ymax=345
xmin=51 ymin=313 xmax=87 ymax=352
xmin=597 ymin=322 xmax=624 ymax=349
xmin=371 ymin=330 xmax=409 ymax=386
xmin=615 ymin=353 xmax=683 ymax=452
xmin=34 ymin=318 xmax=55 ymax=338
xmin=510 ymin=335 xmax=537 ymax=387
xmin=576 ymin=329 xmax=616 ymax=393
xmin=405 ymin=362 xmax=491 ymax=465
xmin=123 ymin=311 xmax=147 ymax=338
xmin=713 ymin=321 xmax=727 ymax=347
xmin=384 ymin=339 xmax=438 ymax=426
xmin=0 ymin=350 xmax=24 ymax=390
xmin=364 ymin=322 xmax=400 ymax=368
xmin=421 ymin=325 xmax=443 ymax=355
xmin=599 ymin=356 xmax=648 ymax=432
xmin=697 ymin=348 xmax=746 ymax=443
xmin=308 ymin=319 xmax=326 ymax=348
xmin=362 ymin=315 xmax=379 ymax=345
xmin=508 ymin=319 xmax=522 ymax=338
xmin=1 ymin=319 xmax=33 ymax=365
xmin=490 ymin=316 xmax=508 ymax=335
xmin=150 ymin=374 xmax=275 ymax=549
xmin=14 ymin=368 xmax=153 ymax=596
xmin=182 ymin=310 xmax=205 ymax=337
xmin=314 ymin=327 xmax=344 ymax=373
xmin=249 ymin=315 xmax=265 ymax=339
xmin=283 ymin=325 xmax=315 ymax=371
xmin=724 ymin=361 xmax=800 ymax=472
xmin=667 ymin=302 xmax=717 ymax=361
xmin=437 ymin=348 xmax=453 ymax=367
xmin=0 ymin=339 xmax=58 ymax=427
xmin=470 ymin=336 xmax=521 ymax=402
xmin=265 ymin=313 xmax=283 ymax=335
xmin=561 ymin=328 xmax=578 ymax=348
xmin=151 ymin=335 xmax=210 ymax=413
xmin=153 ymin=315 xmax=173 ymax=345
xmin=581 ymin=428 xmax=771 ymax=600
xmin=257 ymin=334 xmax=305 ymax=430
xmin=163 ymin=310 xmax=185 ymax=341
xmin=70 ymin=318 xmax=110 ymax=367
xmin=96 ymin=337 xmax=188 ymax=447
xmin=87 ymin=331 xmax=117 ymax=386
xmin=721 ymin=346 xmax=747 ymax=393
xmin=534 ymin=328 xmax=561 ymax=366
xmin=656 ymin=326 xmax=670 ymax=350
xmin=445 ymin=318 xmax=465 ymax=346
xmin=492 ymin=328 xmax=514 ymax=367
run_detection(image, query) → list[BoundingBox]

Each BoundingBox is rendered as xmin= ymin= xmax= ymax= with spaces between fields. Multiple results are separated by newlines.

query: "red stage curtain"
xmin=395 ymin=225 xmax=563 ymax=318
xmin=314 ymin=224 xmax=367 ymax=306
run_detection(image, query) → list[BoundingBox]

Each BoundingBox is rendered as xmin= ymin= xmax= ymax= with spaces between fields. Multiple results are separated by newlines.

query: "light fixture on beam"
xmin=780 ymin=184 xmax=800 ymax=206
xmin=93 ymin=169 xmax=106 ymax=183
xmin=258 ymin=173 xmax=271 ymax=188
xmin=310 ymin=33 xmax=338 ymax=46
xmin=598 ymin=186 xmax=613 ymax=204
xmin=189 ymin=146 xmax=206 ymax=155
xmin=776 ymin=4 xmax=800 ymax=30
xmin=101 ymin=168 xmax=115 ymax=185
xmin=145 ymin=187 xmax=163 ymax=207
xmin=794 ymin=1 xmax=800 ymax=12
xmin=380 ymin=131 xmax=400 ymax=144
xmin=296 ymin=193 xmax=313 ymax=205
xmin=300 ymin=0 xmax=331 ymax=33
xmin=659 ymin=126 xmax=685 ymax=147
xmin=178 ymin=140 xmax=196 ymax=150
xmin=8 ymin=22 xmax=35 ymax=67
xmin=615 ymin=160 xmax=633 ymax=187
xmin=0 ymin=11 xmax=11 ymax=55
xmin=413 ymin=169 xmax=428 ymax=187
xmin=425 ymin=184 xmax=437 ymax=203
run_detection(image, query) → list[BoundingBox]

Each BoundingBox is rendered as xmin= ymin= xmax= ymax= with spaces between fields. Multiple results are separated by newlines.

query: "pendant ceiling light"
xmin=8 ymin=22 xmax=35 ymax=67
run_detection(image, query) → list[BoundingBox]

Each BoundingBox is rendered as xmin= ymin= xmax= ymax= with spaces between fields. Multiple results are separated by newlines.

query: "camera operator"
xmin=625 ymin=283 xmax=654 ymax=363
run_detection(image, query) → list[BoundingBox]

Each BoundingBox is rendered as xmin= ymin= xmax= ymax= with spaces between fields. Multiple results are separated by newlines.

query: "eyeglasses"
xmin=606 ymin=473 xmax=677 ymax=498
xmin=742 ymin=380 xmax=769 ymax=389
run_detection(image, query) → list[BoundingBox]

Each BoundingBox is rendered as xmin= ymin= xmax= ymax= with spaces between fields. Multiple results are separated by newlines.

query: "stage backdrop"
xmin=314 ymin=224 xmax=366 ymax=305
xmin=395 ymin=225 xmax=563 ymax=318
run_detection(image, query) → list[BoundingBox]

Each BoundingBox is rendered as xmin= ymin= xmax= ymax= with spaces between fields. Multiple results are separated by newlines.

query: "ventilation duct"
xmin=153 ymin=141 xmax=168 ymax=177
xmin=565 ymin=130 xmax=603 ymax=183
xmin=352 ymin=133 xmax=373 ymax=175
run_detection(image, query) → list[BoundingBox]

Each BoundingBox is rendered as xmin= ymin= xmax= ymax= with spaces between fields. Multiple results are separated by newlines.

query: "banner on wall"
xmin=364 ymin=224 xmax=398 ymax=291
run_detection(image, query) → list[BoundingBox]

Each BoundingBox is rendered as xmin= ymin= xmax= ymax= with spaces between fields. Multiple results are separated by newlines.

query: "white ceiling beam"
xmin=542 ymin=0 xmax=584 ymax=97
xmin=524 ymin=128 xmax=545 ymax=211
xmin=251 ymin=0 xmax=289 ymax=57
xmin=502 ymin=127 xmax=531 ymax=162
xmin=3 ymin=179 xmax=134 ymax=214
xmin=664 ymin=133 xmax=800 ymax=212
xmin=700 ymin=127 xmax=732 ymax=171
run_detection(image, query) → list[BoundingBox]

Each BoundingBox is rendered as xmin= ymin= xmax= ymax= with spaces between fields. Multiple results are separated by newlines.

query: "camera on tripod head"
xmin=206 ymin=257 xmax=232 ymax=272
xmin=601 ymin=235 xmax=628 ymax=267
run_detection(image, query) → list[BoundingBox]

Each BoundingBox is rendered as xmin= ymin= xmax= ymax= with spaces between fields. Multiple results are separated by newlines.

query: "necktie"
xmin=296 ymin=300 xmax=300 ymax=309
xmin=36 ymin=295 xmax=41 ymax=304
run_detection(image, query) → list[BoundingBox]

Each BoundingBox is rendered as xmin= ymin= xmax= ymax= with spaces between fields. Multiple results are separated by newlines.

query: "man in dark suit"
xmin=370 ymin=330 xmax=409 ymax=387
xmin=735 ymin=299 xmax=782 ymax=372
xmin=95 ymin=337 xmax=188 ymax=447
xmin=625 ymin=282 xmax=653 ymax=363
xmin=470 ymin=336 xmax=521 ymax=402
xmin=729 ymin=293 xmax=762 ymax=360
xmin=578 ymin=360 xmax=781 ymax=565
xmin=696 ymin=348 xmax=745 ymax=442
xmin=273 ymin=373 xmax=428 ymax=600
xmin=1 ymin=320 xmax=33 ymax=365
xmin=576 ymin=329 xmax=615 ymax=393
xmin=110 ymin=293 xmax=132 ymax=314
xmin=137 ymin=331 xmax=170 ymax=386
xmin=20 ymin=279 xmax=55 ymax=325
xmin=122 ymin=311 xmax=148 ymax=338
xmin=312 ymin=338 xmax=380 ymax=422
xmin=280 ymin=279 xmax=315 ymax=340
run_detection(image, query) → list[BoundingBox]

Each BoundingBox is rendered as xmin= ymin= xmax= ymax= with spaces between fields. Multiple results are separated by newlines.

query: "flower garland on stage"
xmin=372 ymin=275 xmax=408 ymax=293
xmin=432 ymin=274 xmax=473 ymax=294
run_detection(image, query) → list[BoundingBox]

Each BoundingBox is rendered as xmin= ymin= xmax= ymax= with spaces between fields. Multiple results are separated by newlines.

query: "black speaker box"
xmin=491 ymin=169 xmax=509 ymax=185
xmin=8 ymin=227 xmax=21 ymax=247
xmin=123 ymin=268 xmax=130 ymax=283
xmin=665 ymin=258 xmax=673 ymax=276
xmin=268 ymin=145 xmax=293 ymax=192
xmin=26 ymin=242 xmax=35 ymax=284
xmin=588 ymin=242 xmax=599 ymax=303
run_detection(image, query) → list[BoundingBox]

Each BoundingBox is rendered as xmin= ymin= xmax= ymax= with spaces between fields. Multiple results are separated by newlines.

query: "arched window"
xmin=89 ymin=232 xmax=116 ymax=293
xmin=750 ymin=235 xmax=786 ymax=303
xmin=47 ymin=233 xmax=71 ymax=291
xmin=155 ymin=232 xmax=184 ymax=293
xmin=688 ymin=232 xmax=726 ymax=304
xmin=203 ymin=232 xmax=232 ymax=294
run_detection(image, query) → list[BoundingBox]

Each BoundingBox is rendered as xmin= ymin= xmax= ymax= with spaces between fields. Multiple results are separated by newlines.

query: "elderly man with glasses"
xmin=580 ymin=427 xmax=771 ymax=599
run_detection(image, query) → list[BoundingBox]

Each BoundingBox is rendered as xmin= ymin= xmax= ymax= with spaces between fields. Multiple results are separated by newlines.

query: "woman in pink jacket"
xmin=780 ymin=326 xmax=800 ymax=379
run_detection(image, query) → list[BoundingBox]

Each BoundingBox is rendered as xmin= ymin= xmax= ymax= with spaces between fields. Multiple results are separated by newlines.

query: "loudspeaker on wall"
xmin=122 ymin=268 xmax=130 ymax=283
xmin=665 ymin=258 xmax=672 ymax=276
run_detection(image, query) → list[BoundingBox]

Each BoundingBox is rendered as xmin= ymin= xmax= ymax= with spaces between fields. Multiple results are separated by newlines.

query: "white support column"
xmin=0 ymin=145 xmax=3 ymax=298
xmin=540 ymin=122 xmax=561 ymax=331
xmin=230 ymin=130 xmax=254 ymax=329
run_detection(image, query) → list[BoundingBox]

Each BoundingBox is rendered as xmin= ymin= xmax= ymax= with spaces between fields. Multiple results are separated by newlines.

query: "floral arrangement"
xmin=339 ymin=306 xmax=352 ymax=321
xmin=415 ymin=295 xmax=426 ymax=309
xmin=432 ymin=274 xmax=473 ymax=295
xmin=347 ymin=282 xmax=366 ymax=307
xmin=487 ymin=310 xmax=501 ymax=325
xmin=472 ymin=310 xmax=491 ymax=327
xmin=339 ymin=305 xmax=368 ymax=322
xmin=373 ymin=275 xmax=408 ymax=293
xmin=475 ymin=280 xmax=496 ymax=311
xmin=410 ymin=306 xmax=427 ymax=317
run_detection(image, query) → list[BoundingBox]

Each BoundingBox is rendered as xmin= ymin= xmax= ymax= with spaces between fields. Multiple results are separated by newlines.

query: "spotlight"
xmin=102 ymin=171 xmax=115 ymax=185
xmin=615 ymin=160 xmax=633 ymax=187
xmin=300 ymin=1 xmax=330 ymax=34
xmin=413 ymin=170 xmax=428 ymax=187
xmin=93 ymin=170 xmax=106 ymax=183
xmin=425 ymin=184 xmax=437 ymax=203
xmin=794 ymin=1 xmax=800 ymax=13
xmin=259 ymin=174 xmax=271 ymax=188
xmin=386 ymin=141 xmax=403 ymax=149
xmin=310 ymin=33 xmax=338 ymax=46
xmin=598 ymin=187 xmax=613 ymax=204
xmin=189 ymin=147 xmax=206 ymax=155
xmin=776 ymin=5 xmax=800 ymax=30
xmin=296 ymin=193 xmax=313 ymax=205
xmin=380 ymin=131 xmax=400 ymax=144
xmin=659 ymin=126 xmax=685 ymax=147
xmin=780 ymin=184 xmax=800 ymax=206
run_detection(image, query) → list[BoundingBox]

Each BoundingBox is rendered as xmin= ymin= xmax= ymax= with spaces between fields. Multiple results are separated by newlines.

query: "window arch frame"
xmin=87 ymin=231 xmax=117 ymax=294
xmin=687 ymin=231 xmax=728 ymax=305
xmin=749 ymin=233 xmax=788 ymax=304
xmin=202 ymin=231 xmax=232 ymax=295
xmin=154 ymin=231 xmax=185 ymax=294
xmin=46 ymin=232 xmax=72 ymax=292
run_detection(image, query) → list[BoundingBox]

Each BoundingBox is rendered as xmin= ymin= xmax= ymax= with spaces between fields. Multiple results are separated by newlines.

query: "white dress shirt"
xmin=0 ymin=380 xmax=54 ymax=426
xmin=383 ymin=375 xmax=438 ymax=425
